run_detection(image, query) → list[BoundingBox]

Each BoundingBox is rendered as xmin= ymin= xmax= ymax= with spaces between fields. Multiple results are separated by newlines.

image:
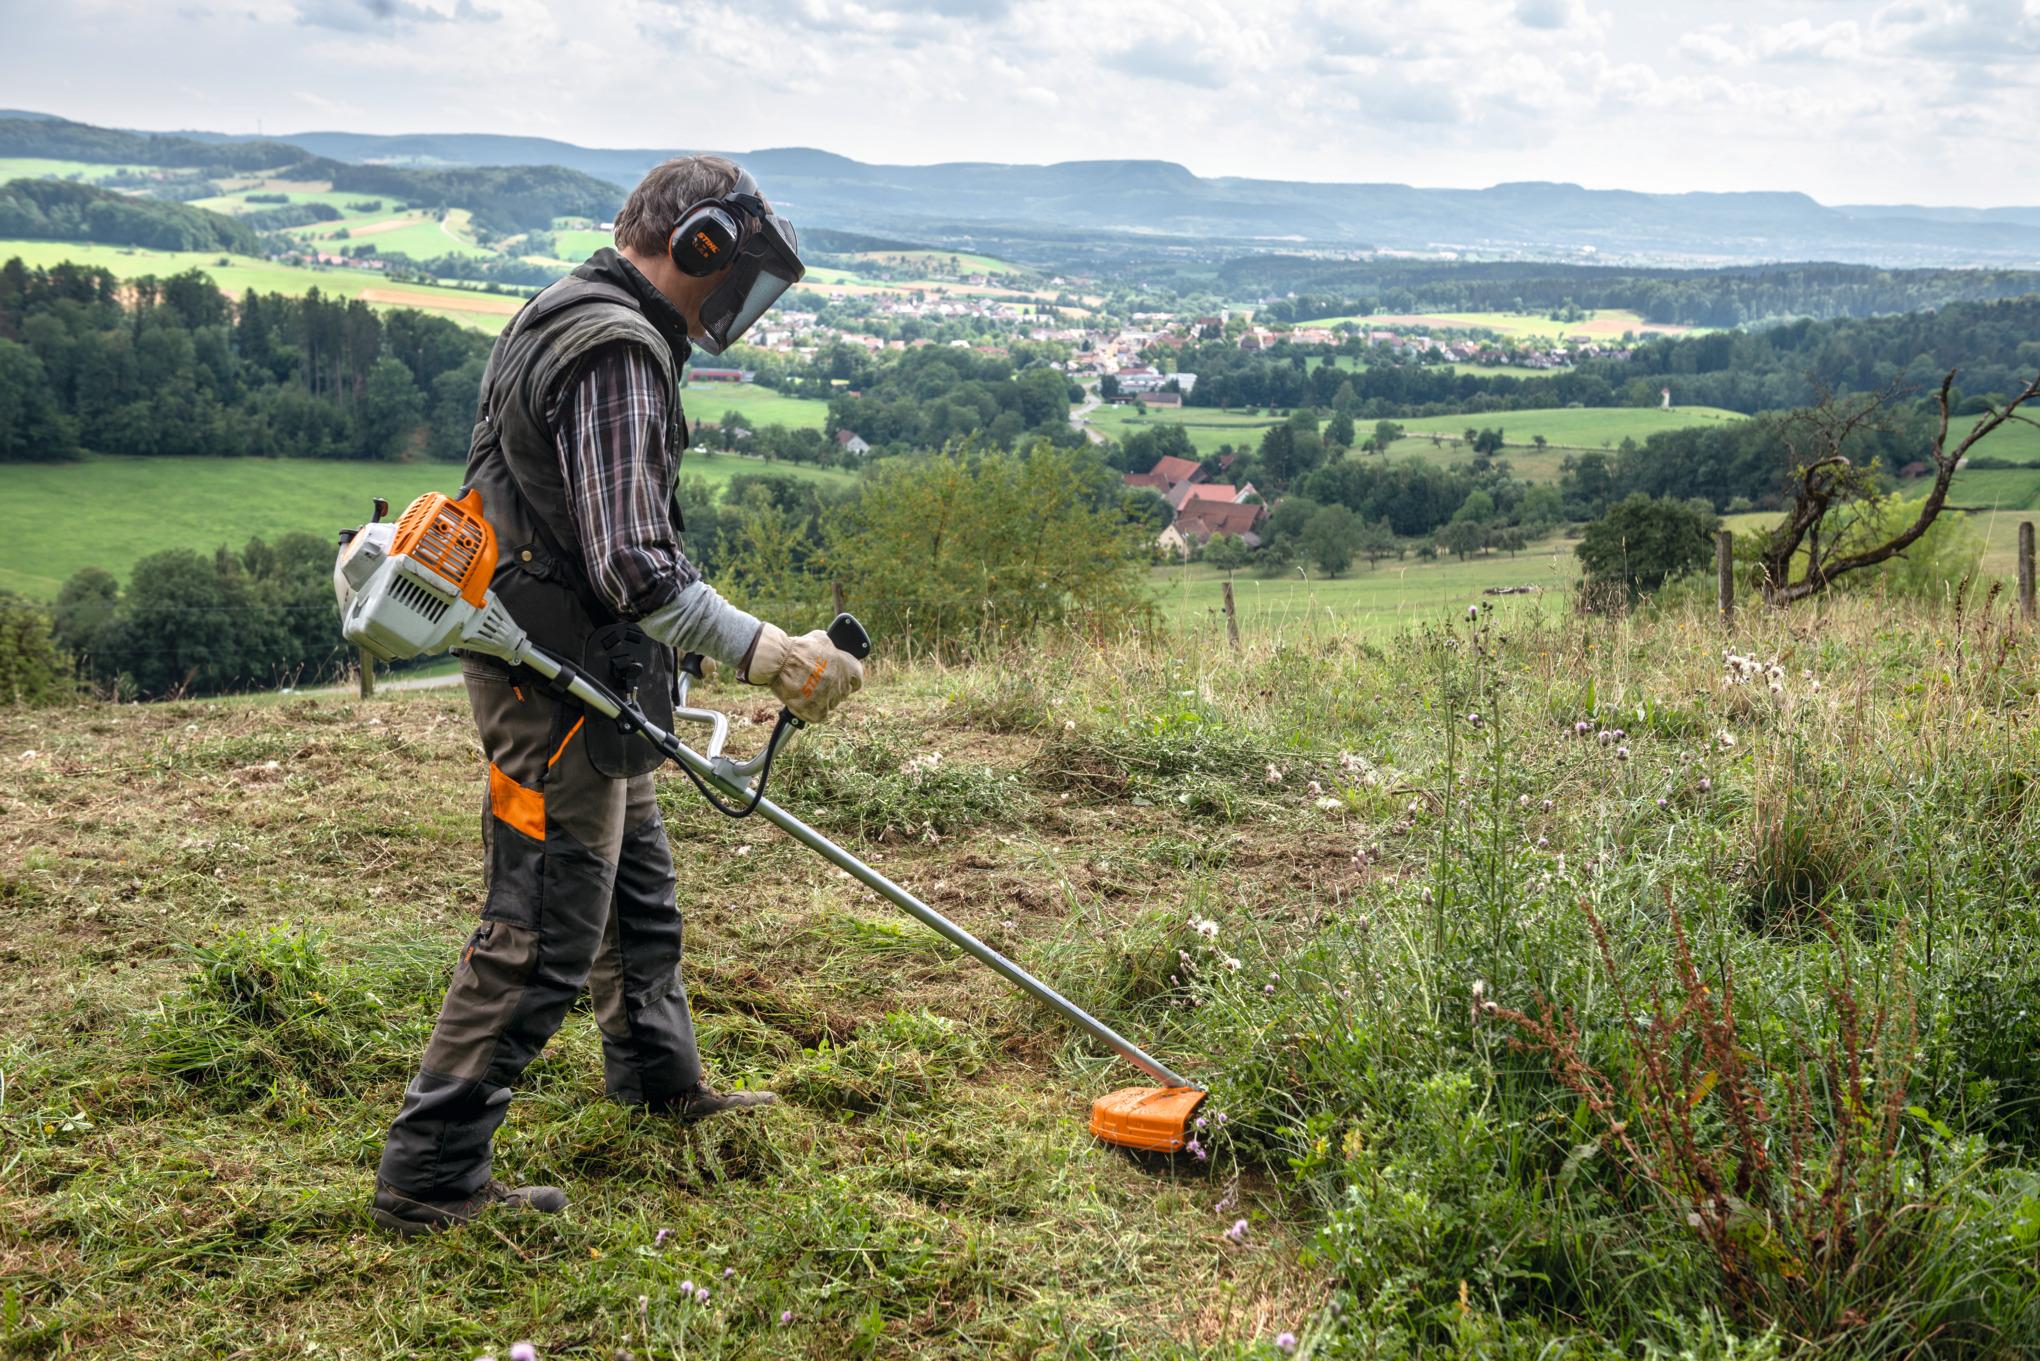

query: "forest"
xmin=1232 ymin=257 xmax=2040 ymax=327
xmin=0 ymin=178 xmax=261 ymax=253
xmin=1180 ymin=295 xmax=2040 ymax=417
xmin=0 ymin=258 xmax=490 ymax=461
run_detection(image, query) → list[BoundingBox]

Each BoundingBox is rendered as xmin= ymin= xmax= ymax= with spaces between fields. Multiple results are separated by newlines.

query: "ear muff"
xmin=668 ymin=204 xmax=742 ymax=277
xmin=667 ymin=168 xmax=766 ymax=277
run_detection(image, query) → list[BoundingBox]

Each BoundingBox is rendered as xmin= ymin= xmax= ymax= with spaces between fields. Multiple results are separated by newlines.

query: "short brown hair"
xmin=613 ymin=155 xmax=765 ymax=256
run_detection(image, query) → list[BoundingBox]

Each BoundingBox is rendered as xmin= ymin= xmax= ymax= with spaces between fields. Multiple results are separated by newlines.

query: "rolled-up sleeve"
xmin=553 ymin=342 xmax=763 ymax=667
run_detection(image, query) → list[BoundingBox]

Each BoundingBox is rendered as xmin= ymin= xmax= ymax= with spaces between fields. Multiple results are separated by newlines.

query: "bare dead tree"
xmin=1759 ymin=366 xmax=2040 ymax=605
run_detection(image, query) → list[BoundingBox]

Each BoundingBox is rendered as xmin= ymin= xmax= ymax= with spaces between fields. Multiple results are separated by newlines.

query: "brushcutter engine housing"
xmin=335 ymin=488 xmax=533 ymax=668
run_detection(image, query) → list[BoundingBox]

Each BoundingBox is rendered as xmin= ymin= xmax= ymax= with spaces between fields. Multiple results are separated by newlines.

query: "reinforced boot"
xmin=676 ymin=1086 xmax=778 ymax=1121
xmin=371 ymin=1177 xmax=568 ymax=1236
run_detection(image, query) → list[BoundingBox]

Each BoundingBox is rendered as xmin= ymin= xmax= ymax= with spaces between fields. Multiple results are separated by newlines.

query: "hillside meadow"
xmin=5 ymin=593 xmax=2040 ymax=1356
xmin=0 ymin=240 xmax=526 ymax=328
xmin=1296 ymin=308 xmax=1693 ymax=341
xmin=0 ymin=453 xmax=852 ymax=599
xmin=1085 ymin=401 xmax=1748 ymax=469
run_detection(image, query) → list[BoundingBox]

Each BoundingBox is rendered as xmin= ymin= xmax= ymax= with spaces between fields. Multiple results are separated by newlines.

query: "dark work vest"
xmin=462 ymin=248 xmax=691 ymax=661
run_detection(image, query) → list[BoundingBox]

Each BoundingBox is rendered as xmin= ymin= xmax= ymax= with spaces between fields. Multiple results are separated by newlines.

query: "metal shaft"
xmin=517 ymin=642 xmax=1196 ymax=1089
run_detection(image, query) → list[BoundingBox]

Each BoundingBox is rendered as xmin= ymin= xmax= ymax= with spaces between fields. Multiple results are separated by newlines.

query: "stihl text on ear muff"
xmin=667 ymin=168 xmax=765 ymax=277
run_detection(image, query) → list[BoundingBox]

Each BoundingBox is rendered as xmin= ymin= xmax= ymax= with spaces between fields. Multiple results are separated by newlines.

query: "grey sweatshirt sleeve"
xmin=638 ymin=579 xmax=763 ymax=671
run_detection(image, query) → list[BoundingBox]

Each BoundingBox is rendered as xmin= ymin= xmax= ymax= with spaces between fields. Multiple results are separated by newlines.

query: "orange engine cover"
xmin=1089 ymin=1085 xmax=1207 ymax=1152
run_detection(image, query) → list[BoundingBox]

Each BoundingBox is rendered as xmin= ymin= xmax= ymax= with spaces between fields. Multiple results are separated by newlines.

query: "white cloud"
xmin=0 ymin=1 xmax=2036 ymax=202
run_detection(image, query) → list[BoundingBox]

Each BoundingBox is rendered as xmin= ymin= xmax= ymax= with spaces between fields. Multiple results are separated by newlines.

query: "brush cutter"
xmin=334 ymin=488 xmax=1205 ymax=1153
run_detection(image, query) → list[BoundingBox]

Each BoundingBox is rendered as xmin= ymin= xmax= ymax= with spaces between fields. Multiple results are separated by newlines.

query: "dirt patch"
xmin=358 ymin=287 xmax=521 ymax=316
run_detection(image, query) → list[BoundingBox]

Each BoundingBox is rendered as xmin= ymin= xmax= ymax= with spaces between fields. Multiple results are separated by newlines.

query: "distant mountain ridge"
xmin=8 ymin=112 xmax=2040 ymax=268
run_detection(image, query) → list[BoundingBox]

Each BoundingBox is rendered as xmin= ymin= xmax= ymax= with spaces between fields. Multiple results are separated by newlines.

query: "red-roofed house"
xmin=1158 ymin=500 xmax=1266 ymax=558
xmin=1167 ymin=481 xmax=1240 ymax=513
xmin=1149 ymin=455 xmax=1204 ymax=488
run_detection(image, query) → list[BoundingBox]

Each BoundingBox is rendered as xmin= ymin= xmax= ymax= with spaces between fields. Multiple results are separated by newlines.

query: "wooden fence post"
xmin=1716 ymin=529 xmax=1734 ymax=623
xmin=357 ymin=647 xmax=375 ymax=700
xmin=832 ymin=580 xmax=847 ymax=618
xmin=2020 ymin=520 xmax=2035 ymax=622
xmin=1222 ymin=578 xmax=1241 ymax=652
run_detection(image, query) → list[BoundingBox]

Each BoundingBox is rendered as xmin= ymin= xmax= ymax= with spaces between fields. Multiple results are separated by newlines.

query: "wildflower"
xmin=1265 ymin=763 xmax=1283 ymax=785
xmin=1276 ymin=1331 xmax=1299 ymax=1353
xmin=780 ymin=1310 xmax=794 ymax=1325
xmin=1063 ymin=719 xmax=1076 ymax=731
xmin=1223 ymin=956 xmax=1242 ymax=972
xmin=510 ymin=1346 xmax=538 ymax=1361
xmin=1615 ymin=745 xmax=1630 ymax=761
xmin=1307 ymin=779 xmax=1323 ymax=796
xmin=698 ymin=1287 xmax=712 ymax=1303
xmin=1224 ymin=1218 xmax=1249 ymax=1244
xmin=654 ymin=1228 xmax=671 ymax=1247
xmin=1597 ymin=729 xmax=1613 ymax=746
xmin=1573 ymin=720 xmax=1591 ymax=735
xmin=1186 ymin=1136 xmax=1207 ymax=1161
xmin=1541 ymin=798 xmax=1553 ymax=812
xmin=1656 ymin=797 xmax=1668 ymax=809
xmin=723 ymin=1267 xmax=735 ymax=1279
xmin=1536 ymin=835 xmax=1549 ymax=848
xmin=1263 ymin=983 xmax=1276 ymax=996
xmin=1698 ymin=776 xmax=1713 ymax=792
xmin=1613 ymin=728 xmax=1627 ymax=741
xmin=1421 ymin=886 xmax=1434 ymax=905
xmin=1465 ymin=711 xmax=1482 ymax=727
xmin=1192 ymin=917 xmax=1219 ymax=940
xmin=680 ymin=1280 xmax=694 ymax=1296
xmin=1810 ymin=680 xmax=1822 ymax=694
xmin=1517 ymin=794 xmax=1529 ymax=808
xmin=1467 ymin=604 xmax=1478 ymax=620
xmin=1215 ymin=1112 xmax=1228 ymax=1126
xmin=1716 ymin=729 xmax=1736 ymax=750
xmin=1195 ymin=1115 xmax=1208 ymax=1130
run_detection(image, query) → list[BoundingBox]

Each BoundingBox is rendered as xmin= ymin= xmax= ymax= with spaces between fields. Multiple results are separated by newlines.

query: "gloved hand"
xmin=743 ymin=623 xmax=863 ymax=724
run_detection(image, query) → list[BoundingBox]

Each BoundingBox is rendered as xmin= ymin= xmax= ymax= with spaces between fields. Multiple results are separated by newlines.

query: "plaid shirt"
xmin=551 ymin=342 xmax=699 ymax=620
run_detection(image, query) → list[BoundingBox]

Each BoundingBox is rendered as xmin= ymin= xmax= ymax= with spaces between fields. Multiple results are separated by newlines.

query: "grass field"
xmin=551 ymin=227 xmax=615 ymax=259
xmin=0 ymin=454 xmax=853 ymax=599
xmin=0 ymin=239 xmax=526 ymax=328
xmin=8 ymin=597 xmax=2040 ymax=1355
xmin=1152 ymin=539 xmax=1579 ymax=634
xmin=1085 ymin=400 xmax=1748 ymax=468
xmin=1305 ymin=308 xmax=1692 ymax=341
xmin=0 ymin=157 xmax=131 ymax=184
xmin=844 ymin=249 xmax=1025 ymax=277
xmin=683 ymin=381 xmax=834 ymax=431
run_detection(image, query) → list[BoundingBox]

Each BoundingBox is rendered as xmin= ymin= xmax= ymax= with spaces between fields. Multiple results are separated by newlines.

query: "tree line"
xmin=1235 ymin=258 xmax=2040 ymax=328
xmin=0 ymin=257 xmax=491 ymax=461
xmin=1170 ymin=294 xmax=2040 ymax=420
xmin=0 ymin=178 xmax=261 ymax=253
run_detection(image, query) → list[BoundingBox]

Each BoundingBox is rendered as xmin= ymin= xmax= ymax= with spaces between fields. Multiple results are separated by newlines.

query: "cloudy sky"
xmin=4 ymin=0 xmax=2037 ymax=204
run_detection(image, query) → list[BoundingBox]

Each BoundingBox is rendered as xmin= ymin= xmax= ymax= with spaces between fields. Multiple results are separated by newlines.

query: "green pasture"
xmin=1391 ymin=404 xmax=1746 ymax=453
xmin=845 ymin=248 xmax=1023 ymax=276
xmin=192 ymin=187 xmax=404 ymax=222
xmin=1305 ymin=308 xmax=1681 ymax=341
xmin=0 ymin=239 xmax=525 ymax=329
xmin=1084 ymin=403 xmax=1278 ymax=455
xmin=0 ymin=157 xmax=130 ymax=184
xmin=0 ymin=454 xmax=852 ymax=599
xmin=683 ymin=381 xmax=834 ymax=431
xmin=550 ymin=228 xmax=614 ymax=259
xmin=1151 ymin=542 xmax=1578 ymax=634
xmin=1086 ymin=400 xmax=1747 ymax=467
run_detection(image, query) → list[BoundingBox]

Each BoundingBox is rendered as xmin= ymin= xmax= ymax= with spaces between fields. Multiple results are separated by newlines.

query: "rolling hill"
xmin=8 ymin=113 xmax=2040 ymax=267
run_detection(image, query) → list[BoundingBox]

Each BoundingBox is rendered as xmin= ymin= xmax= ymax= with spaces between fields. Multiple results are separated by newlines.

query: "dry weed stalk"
xmin=1495 ymin=891 xmax=1921 ymax=1338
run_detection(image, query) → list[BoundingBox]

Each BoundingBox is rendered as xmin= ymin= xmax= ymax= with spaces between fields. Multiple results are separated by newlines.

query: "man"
xmin=371 ymin=156 xmax=863 ymax=1235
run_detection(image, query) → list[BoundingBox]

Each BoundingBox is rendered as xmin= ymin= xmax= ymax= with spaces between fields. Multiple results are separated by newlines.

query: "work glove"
xmin=743 ymin=623 xmax=863 ymax=724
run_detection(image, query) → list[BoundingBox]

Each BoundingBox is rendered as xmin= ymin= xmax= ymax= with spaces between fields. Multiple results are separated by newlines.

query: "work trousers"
xmin=377 ymin=662 xmax=703 ymax=1199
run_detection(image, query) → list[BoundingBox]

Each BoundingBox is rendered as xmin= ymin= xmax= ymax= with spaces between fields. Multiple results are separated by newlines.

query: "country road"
xmin=1070 ymin=390 xmax=1106 ymax=444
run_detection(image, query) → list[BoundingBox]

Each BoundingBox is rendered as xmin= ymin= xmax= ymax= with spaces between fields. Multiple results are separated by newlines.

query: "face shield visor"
xmin=693 ymin=211 xmax=803 ymax=356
